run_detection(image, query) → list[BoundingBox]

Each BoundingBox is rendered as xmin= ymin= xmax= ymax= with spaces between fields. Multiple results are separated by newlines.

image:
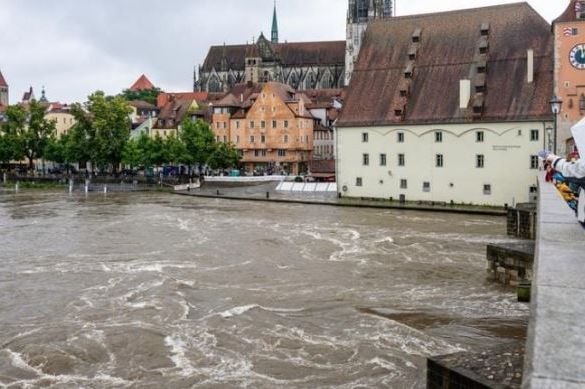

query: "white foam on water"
xmin=374 ymin=236 xmax=395 ymax=244
xmin=219 ymin=304 xmax=258 ymax=318
xmin=164 ymin=335 xmax=196 ymax=377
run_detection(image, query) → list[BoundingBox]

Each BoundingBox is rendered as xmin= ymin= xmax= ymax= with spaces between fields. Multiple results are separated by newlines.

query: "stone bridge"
xmin=522 ymin=176 xmax=585 ymax=388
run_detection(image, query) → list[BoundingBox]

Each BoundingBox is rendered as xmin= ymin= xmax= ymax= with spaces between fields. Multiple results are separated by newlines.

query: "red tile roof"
xmin=554 ymin=0 xmax=585 ymax=23
xmin=202 ymin=40 xmax=345 ymax=71
xmin=337 ymin=3 xmax=553 ymax=127
xmin=157 ymin=92 xmax=209 ymax=108
xmin=129 ymin=74 xmax=155 ymax=91
xmin=0 ymin=71 xmax=7 ymax=87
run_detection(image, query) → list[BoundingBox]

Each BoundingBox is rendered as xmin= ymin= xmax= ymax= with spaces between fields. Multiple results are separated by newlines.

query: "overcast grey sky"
xmin=0 ymin=0 xmax=567 ymax=104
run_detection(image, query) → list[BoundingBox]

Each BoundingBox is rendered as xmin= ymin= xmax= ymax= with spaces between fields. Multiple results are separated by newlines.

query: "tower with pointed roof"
xmin=271 ymin=1 xmax=279 ymax=44
xmin=553 ymin=0 xmax=585 ymax=154
xmin=345 ymin=0 xmax=393 ymax=85
xmin=0 ymin=70 xmax=8 ymax=107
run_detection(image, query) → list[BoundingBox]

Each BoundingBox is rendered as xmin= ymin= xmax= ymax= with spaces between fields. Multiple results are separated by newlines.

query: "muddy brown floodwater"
xmin=0 ymin=192 xmax=527 ymax=388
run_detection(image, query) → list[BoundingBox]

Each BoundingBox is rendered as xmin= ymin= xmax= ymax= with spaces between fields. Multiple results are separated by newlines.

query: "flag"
xmin=564 ymin=27 xmax=575 ymax=36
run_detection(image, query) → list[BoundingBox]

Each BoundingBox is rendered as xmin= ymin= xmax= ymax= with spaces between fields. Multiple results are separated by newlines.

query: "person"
xmin=539 ymin=150 xmax=585 ymax=179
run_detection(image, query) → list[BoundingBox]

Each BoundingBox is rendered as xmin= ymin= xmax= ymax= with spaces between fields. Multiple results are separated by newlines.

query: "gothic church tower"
xmin=345 ymin=0 xmax=393 ymax=85
xmin=0 ymin=70 xmax=8 ymax=107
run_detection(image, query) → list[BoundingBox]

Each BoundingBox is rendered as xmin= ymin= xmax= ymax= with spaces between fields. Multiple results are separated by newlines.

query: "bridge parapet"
xmin=522 ymin=176 xmax=585 ymax=388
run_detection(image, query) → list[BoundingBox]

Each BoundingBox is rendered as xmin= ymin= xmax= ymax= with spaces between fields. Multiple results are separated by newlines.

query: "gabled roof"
xmin=129 ymin=74 xmax=155 ymax=91
xmin=554 ymin=0 xmax=585 ymax=23
xmin=155 ymin=98 xmax=195 ymax=128
xmin=0 ymin=71 xmax=7 ymax=87
xmin=214 ymin=83 xmax=264 ymax=108
xmin=128 ymin=100 xmax=157 ymax=110
xmin=201 ymin=40 xmax=345 ymax=72
xmin=338 ymin=2 xmax=553 ymax=127
xmin=157 ymin=92 xmax=210 ymax=108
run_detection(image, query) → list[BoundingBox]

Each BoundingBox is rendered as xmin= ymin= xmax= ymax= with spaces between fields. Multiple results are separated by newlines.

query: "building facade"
xmin=211 ymin=82 xmax=314 ymax=175
xmin=553 ymin=0 xmax=585 ymax=155
xmin=0 ymin=70 xmax=8 ymax=108
xmin=45 ymin=104 xmax=76 ymax=138
xmin=336 ymin=3 xmax=553 ymax=206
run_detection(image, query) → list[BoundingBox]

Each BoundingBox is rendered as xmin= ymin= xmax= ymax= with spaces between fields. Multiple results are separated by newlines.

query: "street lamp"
xmin=549 ymin=95 xmax=563 ymax=154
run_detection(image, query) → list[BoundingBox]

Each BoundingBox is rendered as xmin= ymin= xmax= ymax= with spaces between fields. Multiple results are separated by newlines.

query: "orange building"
xmin=212 ymin=82 xmax=314 ymax=175
xmin=553 ymin=0 xmax=585 ymax=154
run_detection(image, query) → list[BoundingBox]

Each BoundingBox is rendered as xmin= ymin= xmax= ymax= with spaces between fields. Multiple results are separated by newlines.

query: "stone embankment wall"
xmin=486 ymin=243 xmax=534 ymax=287
xmin=507 ymin=203 xmax=536 ymax=240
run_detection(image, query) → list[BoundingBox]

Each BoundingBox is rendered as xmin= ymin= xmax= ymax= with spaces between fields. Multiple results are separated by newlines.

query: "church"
xmin=194 ymin=0 xmax=393 ymax=92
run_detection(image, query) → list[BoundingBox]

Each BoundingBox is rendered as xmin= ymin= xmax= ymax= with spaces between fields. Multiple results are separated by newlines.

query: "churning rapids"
xmin=0 ymin=192 xmax=527 ymax=388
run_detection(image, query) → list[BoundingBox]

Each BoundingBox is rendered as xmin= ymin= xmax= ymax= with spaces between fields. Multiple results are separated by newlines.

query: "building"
xmin=336 ymin=3 xmax=553 ymax=206
xmin=345 ymin=0 xmax=393 ymax=84
xmin=128 ymin=100 xmax=159 ymax=127
xmin=151 ymin=97 xmax=200 ymax=139
xmin=552 ymin=0 xmax=585 ymax=155
xmin=45 ymin=103 xmax=76 ymax=138
xmin=129 ymin=74 xmax=155 ymax=91
xmin=195 ymin=2 xmax=351 ymax=92
xmin=0 ymin=69 xmax=8 ymax=107
xmin=21 ymin=86 xmax=35 ymax=104
xmin=211 ymin=82 xmax=314 ymax=175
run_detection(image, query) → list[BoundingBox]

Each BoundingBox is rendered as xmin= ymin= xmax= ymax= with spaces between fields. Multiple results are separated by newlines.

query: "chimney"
xmin=527 ymin=49 xmax=534 ymax=84
xmin=459 ymin=79 xmax=471 ymax=109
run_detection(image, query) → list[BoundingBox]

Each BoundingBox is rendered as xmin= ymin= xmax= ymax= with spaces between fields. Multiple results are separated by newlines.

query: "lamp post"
xmin=549 ymin=95 xmax=563 ymax=154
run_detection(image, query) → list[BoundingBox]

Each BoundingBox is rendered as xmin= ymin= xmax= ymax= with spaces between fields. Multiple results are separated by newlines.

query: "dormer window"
xmin=394 ymin=109 xmax=403 ymax=117
xmin=404 ymin=63 xmax=413 ymax=79
xmin=408 ymin=46 xmax=417 ymax=61
xmin=479 ymin=38 xmax=489 ymax=54
xmin=477 ymin=63 xmax=487 ymax=74
xmin=399 ymin=89 xmax=408 ymax=97
xmin=412 ymin=28 xmax=422 ymax=43
xmin=480 ymin=23 xmax=490 ymax=36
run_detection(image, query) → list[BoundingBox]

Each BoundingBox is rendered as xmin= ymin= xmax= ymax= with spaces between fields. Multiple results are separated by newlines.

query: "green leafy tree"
xmin=4 ymin=101 xmax=55 ymax=170
xmin=180 ymin=119 xmax=215 ymax=173
xmin=71 ymin=92 xmax=132 ymax=173
xmin=120 ymin=88 xmax=162 ymax=106
xmin=150 ymin=134 xmax=168 ymax=168
xmin=136 ymin=132 xmax=154 ymax=168
xmin=43 ymin=135 xmax=66 ymax=165
xmin=208 ymin=142 xmax=241 ymax=171
xmin=0 ymin=132 xmax=22 ymax=167
xmin=121 ymin=138 xmax=143 ymax=169
xmin=165 ymin=134 xmax=186 ymax=166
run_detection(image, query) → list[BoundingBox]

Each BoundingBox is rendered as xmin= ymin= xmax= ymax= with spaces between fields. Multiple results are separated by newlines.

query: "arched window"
xmin=208 ymin=76 xmax=221 ymax=93
xmin=289 ymin=72 xmax=299 ymax=89
xmin=321 ymin=73 xmax=333 ymax=89
xmin=227 ymin=74 xmax=236 ymax=89
xmin=307 ymin=72 xmax=317 ymax=89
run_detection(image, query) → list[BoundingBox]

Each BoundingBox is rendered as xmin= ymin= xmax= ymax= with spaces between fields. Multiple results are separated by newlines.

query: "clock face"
xmin=569 ymin=44 xmax=585 ymax=69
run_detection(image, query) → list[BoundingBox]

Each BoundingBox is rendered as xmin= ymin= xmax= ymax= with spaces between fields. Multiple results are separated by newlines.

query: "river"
xmin=0 ymin=192 xmax=527 ymax=388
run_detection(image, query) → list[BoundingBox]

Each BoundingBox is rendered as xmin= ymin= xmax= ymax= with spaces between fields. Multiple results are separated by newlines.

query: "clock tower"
xmin=553 ymin=0 xmax=585 ymax=154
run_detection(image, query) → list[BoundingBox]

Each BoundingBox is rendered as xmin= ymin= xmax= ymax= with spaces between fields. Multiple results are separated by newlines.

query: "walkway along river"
xmin=0 ymin=192 xmax=527 ymax=388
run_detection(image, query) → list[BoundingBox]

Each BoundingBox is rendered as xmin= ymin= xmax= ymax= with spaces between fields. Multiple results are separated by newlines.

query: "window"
xmin=530 ymin=155 xmax=539 ymax=169
xmin=400 ymin=179 xmax=407 ymax=189
xmin=278 ymin=149 xmax=286 ymax=157
xmin=223 ymin=122 xmax=227 ymax=129
xmin=236 ymin=135 xmax=240 ymax=143
xmin=423 ymin=182 xmax=431 ymax=192
xmin=261 ymin=121 xmax=266 ymax=129
xmin=363 ymin=153 xmax=370 ymax=166
xmin=284 ymin=135 xmax=288 ymax=143
xmin=483 ymin=184 xmax=491 ymax=195
xmin=530 ymin=129 xmax=539 ymax=141
xmin=250 ymin=135 xmax=255 ymax=143
xmin=356 ymin=177 xmax=363 ymax=187
xmin=261 ymin=134 xmax=266 ymax=143
xmin=216 ymin=122 xmax=220 ymax=129
xmin=254 ymin=150 xmax=267 ymax=157
xmin=436 ymin=154 xmax=444 ymax=167
xmin=250 ymin=120 xmax=255 ymax=129
xmin=362 ymin=132 xmax=369 ymax=142
xmin=272 ymin=120 xmax=277 ymax=129
xmin=476 ymin=154 xmax=485 ymax=168
xmin=398 ymin=154 xmax=405 ymax=166
xmin=380 ymin=153 xmax=387 ymax=166
xmin=397 ymin=132 xmax=404 ymax=143
xmin=236 ymin=121 xmax=240 ymax=129
xmin=223 ymin=135 xmax=227 ymax=142
xmin=435 ymin=131 xmax=443 ymax=143
xmin=476 ymin=131 xmax=484 ymax=142
xmin=284 ymin=120 xmax=289 ymax=128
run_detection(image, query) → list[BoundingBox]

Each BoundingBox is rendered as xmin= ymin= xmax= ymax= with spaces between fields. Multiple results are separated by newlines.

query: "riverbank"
xmin=174 ymin=182 xmax=507 ymax=216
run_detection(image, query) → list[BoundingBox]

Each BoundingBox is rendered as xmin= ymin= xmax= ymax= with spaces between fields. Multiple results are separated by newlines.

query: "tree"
xmin=208 ymin=142 xmax=241 ymax=171
xmin=165 ymin=134 xmax=186 ymax=166
xmin=43 ymin=135 xmax=66 ymax=165
xmin=0 ymin=132 xmax=22 ymax=168
xmin=71 ymin=91 xmax=132 ymax=173
xmin=120 ymin=88 xmax=162 ymax=106
xmin=4 ymin=101 xmax=55 ymax=170
xmin=121 ymin=138 xmax=142 ymax=169
xmin=180 ymin=119 xmax=215 ymax=173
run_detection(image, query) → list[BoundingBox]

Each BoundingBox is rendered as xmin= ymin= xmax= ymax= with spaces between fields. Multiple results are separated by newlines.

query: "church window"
xmin=208 ymin=76 xmax=221 ymax=93
xmin=357 ymin=0 xmax=368 ymax=19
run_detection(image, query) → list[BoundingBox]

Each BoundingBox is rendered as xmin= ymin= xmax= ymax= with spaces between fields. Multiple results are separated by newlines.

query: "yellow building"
xmin=45 ymin=103 xmax=76 ymax=137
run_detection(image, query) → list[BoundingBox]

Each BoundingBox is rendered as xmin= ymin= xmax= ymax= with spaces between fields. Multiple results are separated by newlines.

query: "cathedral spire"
xmin=271 ymin=0 xmax=279 ymax=44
